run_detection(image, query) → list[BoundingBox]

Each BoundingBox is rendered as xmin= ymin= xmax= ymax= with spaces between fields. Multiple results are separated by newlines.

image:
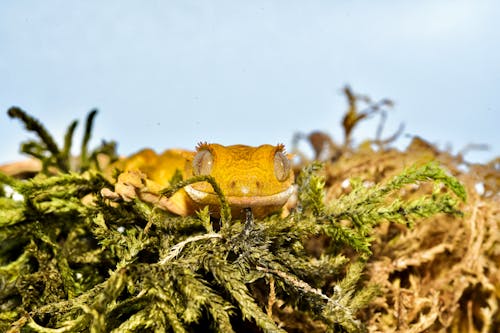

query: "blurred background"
xmin=1 ymin=0 xmax=498 ymax=164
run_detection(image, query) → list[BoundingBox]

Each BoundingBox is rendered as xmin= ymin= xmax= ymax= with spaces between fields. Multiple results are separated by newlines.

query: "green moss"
xmin=0 ymin=108 xmax=465 ymax=332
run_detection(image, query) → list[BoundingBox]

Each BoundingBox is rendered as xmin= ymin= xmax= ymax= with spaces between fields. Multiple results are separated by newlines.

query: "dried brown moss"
xmin=364 ymin=148 xmax=499 ymax=332
xmin=297 ymin=132 xmax=499 ymax=332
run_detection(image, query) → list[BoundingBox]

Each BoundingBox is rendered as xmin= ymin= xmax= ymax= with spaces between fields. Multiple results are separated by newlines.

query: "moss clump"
xmin=0 ymin=104 xmax=468 ymax=332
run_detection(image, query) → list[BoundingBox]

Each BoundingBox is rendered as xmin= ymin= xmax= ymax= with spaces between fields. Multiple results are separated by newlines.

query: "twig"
xmin=159 ymin=233 xmax=222 ymax=264
xmin=267 ymin=275 xmax=275 ymax=319
xmin=256 ymin=266 xmax=329 ymax=301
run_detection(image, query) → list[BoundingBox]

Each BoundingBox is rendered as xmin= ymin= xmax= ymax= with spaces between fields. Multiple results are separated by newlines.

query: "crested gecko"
xmin=102 ymin=143 xmax=295 ymax=218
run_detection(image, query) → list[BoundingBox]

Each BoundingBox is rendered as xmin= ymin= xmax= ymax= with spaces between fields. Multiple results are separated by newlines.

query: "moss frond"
xmin=7 ymin=107 xmax=117 ymax=175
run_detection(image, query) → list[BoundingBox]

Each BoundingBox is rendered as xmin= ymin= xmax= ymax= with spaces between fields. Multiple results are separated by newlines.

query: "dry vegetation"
xmin=302 ymin=134 xmax=499 ymax=332
xmin=292 ymin=87 xmax=499 ymax=332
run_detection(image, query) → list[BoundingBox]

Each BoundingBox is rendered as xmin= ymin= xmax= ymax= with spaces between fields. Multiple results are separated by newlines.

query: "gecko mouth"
xmin=184 ymin=185 xmax=296 ymax=207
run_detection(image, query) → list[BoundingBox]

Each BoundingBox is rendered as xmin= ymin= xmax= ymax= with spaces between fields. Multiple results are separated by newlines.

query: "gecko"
xmin=102 ymin=143 xmax=295 ymax=218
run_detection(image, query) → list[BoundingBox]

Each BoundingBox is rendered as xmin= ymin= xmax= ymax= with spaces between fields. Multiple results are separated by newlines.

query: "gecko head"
xmin=184 ymin=143 xmax=295 ymax=210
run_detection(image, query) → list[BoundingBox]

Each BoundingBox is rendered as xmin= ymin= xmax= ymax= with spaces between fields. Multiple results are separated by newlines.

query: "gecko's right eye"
xmin=192 ymin=149 xmax=213 ymax=176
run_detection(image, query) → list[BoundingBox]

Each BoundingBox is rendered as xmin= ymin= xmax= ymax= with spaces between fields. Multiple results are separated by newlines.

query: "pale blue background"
xmin=1 ymin=1 xmax=498 ymax=164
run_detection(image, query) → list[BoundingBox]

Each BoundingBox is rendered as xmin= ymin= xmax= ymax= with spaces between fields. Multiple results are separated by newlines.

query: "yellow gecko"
xmin=102 ymin=143 xmax=295 ymax=218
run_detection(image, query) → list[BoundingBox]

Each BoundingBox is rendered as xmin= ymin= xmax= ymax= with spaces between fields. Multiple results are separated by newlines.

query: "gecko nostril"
xmin=229 ymin=181 xmax=236 ymax=189
xmin=255 ymin=181 xmax=262 ymax=189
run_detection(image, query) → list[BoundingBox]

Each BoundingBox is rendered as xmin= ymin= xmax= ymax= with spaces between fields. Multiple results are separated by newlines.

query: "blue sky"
xmin=1 ymin=0 xmax=498 ymax=164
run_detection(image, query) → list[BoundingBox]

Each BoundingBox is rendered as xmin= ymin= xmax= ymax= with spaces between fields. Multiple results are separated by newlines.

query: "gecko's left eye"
xmin=193 ymin=149 xmax=213 ymax=176
xmin=274 ymin=151 xmax=291 ymax=182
